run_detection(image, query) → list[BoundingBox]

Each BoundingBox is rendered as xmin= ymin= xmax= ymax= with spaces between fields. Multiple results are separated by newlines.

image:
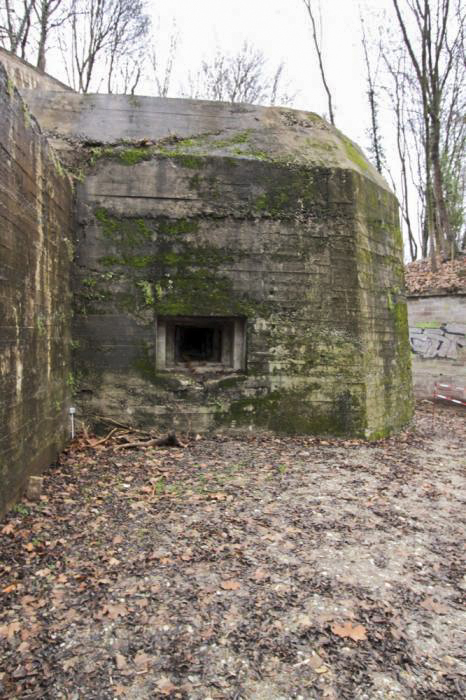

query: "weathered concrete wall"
xmin=21 ymin=92 xmax=266 ymax=146
xmin=19 ymin=89 xmax=411 ymax=438
xmin=408 ymin=294 xmax=466 ymax=398
xmin=355 ymin=181 xmax=412 ymax=437
xmin=0 ymin=64 xmax=73 ymax=515
xmin=49 ymin=96 xmax=411 ymax=439
xmin=19 ymin=91 xmax=397 ymax=191
xmin=0 ymin=48 xmax=71 ymax=93
xmin=74 ymin=159 xmax=363 ymax=435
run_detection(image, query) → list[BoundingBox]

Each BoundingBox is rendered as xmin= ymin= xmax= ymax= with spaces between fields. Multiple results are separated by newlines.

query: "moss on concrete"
xmin=70 ymin=126 xmax=410 ymax=440
xmin=251 ymin=164 xmax=328 ymax=217
xmin=218 ymin=386 xmax=366 ymax=437
xmin=171 ymin=154 xmax=205 ymax=169
xmin=118 ymin=148 xmax=153 ymax=165
xmin=90 ymin=145 xmax=153 ymax=166
xmin=6 ymin=77 xmax=14 ymax=98
xmin=341 ymin=136 xmax=370 ymax=173
xmin=216 ymin=376 xmax=247 ymax=389
xmin=95 ymin=209 xmax=152 ymax=246
xmin=133 ymin=353 xmax=171 ymax=387
xmin=93 ymin=209 xmax=268 ymax=318
xmin=158 ymin=218 xmax=199 ymax=235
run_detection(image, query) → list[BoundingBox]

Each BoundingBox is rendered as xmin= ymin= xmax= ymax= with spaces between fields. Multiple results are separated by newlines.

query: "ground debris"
xmin=0 ymin=403 xmax=464 ymax=699
xmin=405 ymin=255 xmax=466 ymax=295
xmin=70 ymin=422 xmax=187 ymax=452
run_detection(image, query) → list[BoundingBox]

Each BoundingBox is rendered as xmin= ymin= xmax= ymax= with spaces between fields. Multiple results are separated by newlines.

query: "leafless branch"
xmin=302 ymin=0 xmax=335 ymax=125
xmin=183 ymin=41 xmax=293 ymax=106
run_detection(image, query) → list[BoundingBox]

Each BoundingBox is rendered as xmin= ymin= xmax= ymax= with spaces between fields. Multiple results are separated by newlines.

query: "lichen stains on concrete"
xmin=0 ymin=64 xmax=73 ymax=515
xmin=0 ymin=59 xmax=413 ymax=490
xmin=72 ymin=140 xmax=411 ymax=438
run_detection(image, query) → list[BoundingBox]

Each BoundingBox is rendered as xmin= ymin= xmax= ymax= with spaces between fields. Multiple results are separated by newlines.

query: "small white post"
xmin=69 ymin=406 xmax=76 ymax=439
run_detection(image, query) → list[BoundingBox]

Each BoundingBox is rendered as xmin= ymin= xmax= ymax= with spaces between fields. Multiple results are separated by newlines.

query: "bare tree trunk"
xmin=390 ymin=0 xmax=463 ymax=260
xmin=1 ymin=0 xmax=35 ymax=56
xmin=302 ymin=0 xmax=335 ymax=125
xmin=60 ymin=0 xmax=149 ymax=94
xmin=396 ymin=95 xmax=418 ymax=260
xmin=20 ymin=4 xmax=32 ymax=58
xmin=37 ymin=10 xmax=48 ymax=70
xmin=360 ymin=15 xmax=384 ymax=173
xmin=150 ymin=21 xmax=179 ymax=97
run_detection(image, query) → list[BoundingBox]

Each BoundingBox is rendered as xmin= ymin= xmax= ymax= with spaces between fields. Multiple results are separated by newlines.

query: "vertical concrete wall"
xmin=0 ymin=48 xmax=71 ymax=93
xmin=73 ymin=157 xmax=371 ymax=436
xmin=71 ymin=153 xmax=411 ymax=438
xmin=0 ymin=64 xmax=73 ymax=515
xmin=408 ymin=294 xmax=466 ymax=397
xmin=355 ymin=179 xmax=413 ymax=437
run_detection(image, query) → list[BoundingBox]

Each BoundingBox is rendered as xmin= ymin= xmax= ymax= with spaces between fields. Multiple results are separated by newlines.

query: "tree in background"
xmin=301 ymin=0 xmax=335 ymax=125
xmin=440 ymin=49 xmax=465 ymax=252
xmin=184 ymin=41 xmax=292 ymax=106
xmin=149 ymin=18 xmax=179 ymax=97
xmin=34 ymin=0 xmax=70 ymax=71
xmin=382 ymin=47 xmax=422 ymax=260
xmin=0 ymin=0 xmax=149 ymax=86
xmin=388 ymin=0 xmax=465 ymax=262
xmin=58 ymin=0 xmax=149 ymax=93
xmin=360 ymin=13 xmax=385 ymax=174
xmin=0 ymin=0 xmax=70 ymax=70
xmin=0 ymin=0 xmax=37 ymax=59
xmin=358 ymin=0 xmax=464 ymax=261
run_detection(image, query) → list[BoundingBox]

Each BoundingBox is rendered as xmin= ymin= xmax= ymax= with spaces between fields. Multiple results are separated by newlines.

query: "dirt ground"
xmin=0 ymin=403 xmax=465 ymax=700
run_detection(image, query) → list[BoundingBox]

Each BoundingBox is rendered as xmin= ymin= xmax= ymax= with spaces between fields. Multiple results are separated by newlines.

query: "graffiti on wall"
xmin=409 ymin=323 xmax=466 ymax=359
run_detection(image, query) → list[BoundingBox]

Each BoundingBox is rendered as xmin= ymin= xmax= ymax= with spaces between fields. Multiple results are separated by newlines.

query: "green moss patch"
xmin=93 ymin=209 xmax=266 ymax=318
xmin=118 ymin=148 xmax=153 ymax=165
xmin=251 ymin=164 xmax=329 ymax=217
xmin=414 ymin=321 xmax=442 ymax=329
xmin=219 ymin=387 xmax=366 ymax=437
xmin=341 ymin=136 xmax=370 ymax=173
xmin=90 ymin=145 xmax=153 ymax=166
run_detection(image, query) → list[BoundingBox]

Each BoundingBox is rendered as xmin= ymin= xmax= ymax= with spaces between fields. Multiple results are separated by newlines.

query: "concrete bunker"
xmin=1 ymin=51 xmax=414 ymax=443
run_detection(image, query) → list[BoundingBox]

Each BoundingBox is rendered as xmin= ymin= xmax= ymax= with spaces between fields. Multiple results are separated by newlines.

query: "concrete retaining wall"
xmin=408 ymin=294 xmax=466 ymax=398
xmin=0 ymin=63 xmax=73 ymax=515
xmin=0 ymin=47 xmax=71 ymax=93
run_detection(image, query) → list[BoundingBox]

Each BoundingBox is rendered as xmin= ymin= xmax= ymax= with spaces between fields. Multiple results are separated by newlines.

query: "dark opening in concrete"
xmin=175 ymin=325 xmax=221 ymax=363
xmin=156 ymin=316 xmax=246 ymax=372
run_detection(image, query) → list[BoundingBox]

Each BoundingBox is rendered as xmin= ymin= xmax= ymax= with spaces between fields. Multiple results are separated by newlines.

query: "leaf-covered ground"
xmin=1 ymin=403 xmax=465 ymax=699
xmin=404 ymin=255 xmax=466 ymax=295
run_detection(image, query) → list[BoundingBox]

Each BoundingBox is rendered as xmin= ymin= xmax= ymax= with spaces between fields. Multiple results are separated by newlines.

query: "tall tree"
xmin=58 ymin=0 xmax=149 ymax=93
xmin=0 ymin=0 xmax=36 ymax=58
xmin=382 ymin=47 xmax=421 ymax=259
xmin=150 ymin=19 xmax=179 ymax=97
xmin=360 ymin=13 xmax=385 ymax=174
xmin=390 ymin=0 xmax=465 ymax=261
xmin=34 ymin=0 xmax=69 ymax=71
xmin=301 ymin=0 xmax=335 ymax=125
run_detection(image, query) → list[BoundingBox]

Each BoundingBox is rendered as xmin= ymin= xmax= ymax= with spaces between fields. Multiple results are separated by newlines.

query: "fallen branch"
xmin=114 ymin=437 xmax=160 ymax=451
xmin=91 ymin=427 xmax=118 ymax=447
xmin=113 ymin=432 xmax=187 ymax=450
